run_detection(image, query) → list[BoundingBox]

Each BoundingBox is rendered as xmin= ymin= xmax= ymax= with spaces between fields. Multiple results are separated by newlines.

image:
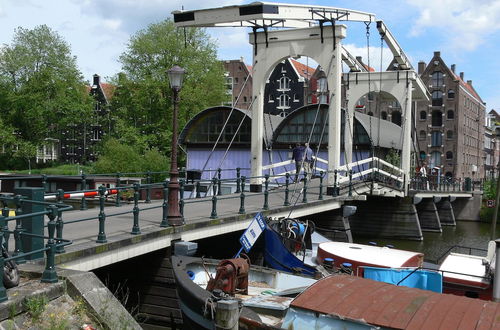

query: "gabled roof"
xmin=290 ymin=59 xmax=315 ymax=80
xmin=450 ymin=71 xmax=483 ymax=104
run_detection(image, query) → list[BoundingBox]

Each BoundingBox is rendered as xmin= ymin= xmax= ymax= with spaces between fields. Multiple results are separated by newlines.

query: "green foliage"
xmin=483 ymin=179 xmax=496 ymax=201
xmin=24 ymin=295 xmax=48 ymax=322
xmin=92 ymin=139 xmax=168 ymax=175
xmin=109 ymin=19 xmax=227 ymax=154
xmin=0 ymin=25 xmax=92 ymax=167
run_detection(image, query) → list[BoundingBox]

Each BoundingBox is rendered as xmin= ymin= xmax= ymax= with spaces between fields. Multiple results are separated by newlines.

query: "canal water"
xmin=355 ymin=220 xmax=498 ymax=263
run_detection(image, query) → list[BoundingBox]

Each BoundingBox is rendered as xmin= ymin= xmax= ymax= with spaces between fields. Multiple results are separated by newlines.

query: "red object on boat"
xmin=316 ymin=242 xmax=423 ymax=276
xmin=206 ymin=258 xmax=250 ymax=295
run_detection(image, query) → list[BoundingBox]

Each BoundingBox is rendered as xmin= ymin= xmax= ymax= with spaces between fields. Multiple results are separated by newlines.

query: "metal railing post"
xmin=213 ymin=178 xmax=218 ymax=196
xmin=42 ymin=174 xmax=48 ymax=192
xmin=211 ymin=178 xmax=218 ymax=219
xmin=160 ymin=181 xmax=169 ymax=227
xmin=1 ymin=207 xmax=9 ymax=251
xmin=319 ymin=171 xmax=324 ymax=200
xmin=0 ymin=216 xmax=7 ymax=302
xmin=195 ymin=180 xmax=201 ymax=198
xmin=115 ymin=172 xmax=121 ymax=207
xmin=239 ymin=176 xmax=246 ymax=214
xmin=236 ymin=168 xmax=241 ymax=194
xmin=80 ymin=173 xmax=88 ymax=211
xmin=333 ymin=170 xmax=338 ymax=197
xmin=55 ymin=189 xmax=65 ymax=254
xmin=348 ymin=170 xmax=353 ymax=197
xmin=41 ymin=205 xmax=58 ymax=283
xmin=217 ymin=168 xmax=222 ymax=196
xmin=131 ymin=183 xmax=141 ymax=235
xmin=13 ymin=195 xmax=25 ymax=264
xmin=302 ymin=175 xmax=308 ymax=203
xmin=145 ymin=171 xmax=152 ymax=203
xmin=263 ymin=174 xmax=269 ymax=210
xmin=96 ymin=186 xmax=107 ymax=243
xmin=179 ymin=179 xmax=185 ymax=219
xmin=284 ymin=173 xmax=290 ymax=206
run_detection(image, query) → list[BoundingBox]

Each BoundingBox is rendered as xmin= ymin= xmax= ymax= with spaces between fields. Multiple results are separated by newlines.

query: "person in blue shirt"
xmin=292 ymin=143 xmax=305 ymax=182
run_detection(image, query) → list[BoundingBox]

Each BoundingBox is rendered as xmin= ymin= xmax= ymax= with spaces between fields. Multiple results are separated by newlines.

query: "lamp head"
xmin=167 ymin=65 xmax=186 ymax=91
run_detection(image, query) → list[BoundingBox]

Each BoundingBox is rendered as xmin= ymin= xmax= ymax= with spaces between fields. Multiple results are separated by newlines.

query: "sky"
xmin=0 ymin=0 xmax=499 ymax=110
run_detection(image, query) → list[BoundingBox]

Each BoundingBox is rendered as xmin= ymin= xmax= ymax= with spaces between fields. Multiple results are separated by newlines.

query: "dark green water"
xmin=355 ymin=221 xmax=498 ymax=263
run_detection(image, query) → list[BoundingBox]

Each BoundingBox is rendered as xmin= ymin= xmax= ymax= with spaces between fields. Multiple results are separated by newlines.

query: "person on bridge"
xmin=292 ymin=143 xmax=305 ymax=182
xmin=304 ymin=143 xmax=314 ymax=180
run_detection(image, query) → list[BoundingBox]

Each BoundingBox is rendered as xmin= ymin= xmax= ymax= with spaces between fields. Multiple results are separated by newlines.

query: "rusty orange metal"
xmin=290 ymin=275 xmax=500 ymax=329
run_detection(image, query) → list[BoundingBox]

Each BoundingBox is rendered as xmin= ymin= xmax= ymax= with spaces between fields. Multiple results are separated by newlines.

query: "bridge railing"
xmin=410 ymin=174 xmax=479 ymax=193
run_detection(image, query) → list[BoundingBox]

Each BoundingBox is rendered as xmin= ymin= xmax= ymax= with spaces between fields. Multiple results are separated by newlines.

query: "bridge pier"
xmin=313 ymin=209 xmax=353 ymax=243
xmin=348 ymin=196 xmax=423 ymax=240
xmin=435 ymin=198 xmax=456 ymax=226
xmin=415 ymin=198 xmax=442 ymax=232
xmin=452 ymin=192 xmax=482 ymax=221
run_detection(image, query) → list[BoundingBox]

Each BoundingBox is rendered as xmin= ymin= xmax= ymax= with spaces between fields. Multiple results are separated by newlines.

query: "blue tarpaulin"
xmin=363 ymin=267 xmax=442 ymax=293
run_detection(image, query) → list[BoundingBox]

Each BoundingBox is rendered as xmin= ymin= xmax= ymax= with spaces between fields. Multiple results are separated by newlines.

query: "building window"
xmin=419 ymin=151 xmax=427 ymax=160
xmin=278 ymin=94 xmax=290 ymax=109
xmin=430 ymin=151 xmax=441 ymax=168
xmin=243 ymin=96 xmax=247 ymax=103
xmin=268 ymin=94 xmax=274 ymax=103
xmin=446 ymin=151 xmax=453 ymax=160
xmin=420 ymin=111 xmax=427 ymax=120
xmin=278 ymin=76 xmax=290 ymax=91
xmin=446 ymin=130 xmax=454 ymax=139
xmin=381 ymin=111 xmax=387 ymax=120
xmin=234 ymin=77 xmax=239 ymax=84
xmin=431 ymin=131 xmax=442 ymax=147
xmin=419 ymin=130 xmax=426 ymax=139
xmin=391 ymin=111 xmax=402 ymax=126
xmin=293 ymin=94 xmax=300 ymax=102
xmin=319 ymin=94 xmax=327 ymax=104
xmin=432 ymin=91 xmax=443 ymax=106
xmin=447 ymin=110 xmax=454 ymax=119
xmin=432 ymin=71 xmax=444 ymax=87
xmin=431 ymin=110 xmax=442 ymax=127
xmin=447 ymin=89 xmax=455 ymax=98
xmin=318 ymin=77 xmax=327 ymax=93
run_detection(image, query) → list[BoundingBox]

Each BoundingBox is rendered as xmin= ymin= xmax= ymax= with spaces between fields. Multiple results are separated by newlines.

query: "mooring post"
xmin=96 ymin=186 xmax=107 ymax=243
xmin=215 ymin=300 xmax=239 ymax=330
xmin=211 ymin=178 xmax=218 ymax=219
xmin=131 ymin=183 xmax=141 ymax=235
xmin=239 ymin=176 xmax=246 ymax=214
xmin=302 ymin=175 xmax=308 ymax=203
xmin=319 ymin=171 xmax=324 ymax=200
xmin=236 ymin=168 xmax=241 ymax=193
xmin=115 ymin=172 xmax=121 ymax=207
xmin=41 ymin=205 xmax=58 ymax=283
xmin=80 ymin=173 xmax=88 ymax=211
xmin=333 ymin=170 xmax=338 ymax=196
xmin=160 ymin=181 xmax=169 ymax=227
xmin=263 ymin=174 xmax=269 ymax=210
xmin=284 ymin=173 xmax=290 ymax=206
xmin=55 ymin=189 xmax=65 ymax=254
xmin=348 ymin=170 xmax=353 ymax=197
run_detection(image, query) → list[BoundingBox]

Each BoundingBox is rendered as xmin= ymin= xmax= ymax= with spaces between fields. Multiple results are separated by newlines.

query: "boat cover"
xmin=363 ymin=266 xmax=443 ymax=293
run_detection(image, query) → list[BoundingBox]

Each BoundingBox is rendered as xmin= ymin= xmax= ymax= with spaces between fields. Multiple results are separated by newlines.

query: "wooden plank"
xmin=140 ymin=304 xmax=182 ymax=319
xmin=141 ymin=295 xmax=180 ymax=308
xmin=142 ymin=286 xmax=178 ymax=298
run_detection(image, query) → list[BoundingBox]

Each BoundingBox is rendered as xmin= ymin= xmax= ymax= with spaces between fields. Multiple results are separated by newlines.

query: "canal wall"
xmin=453 ymin=192 xmax=482 ymax=221
xmin=348 ymin=196 xmax=423 ymax=240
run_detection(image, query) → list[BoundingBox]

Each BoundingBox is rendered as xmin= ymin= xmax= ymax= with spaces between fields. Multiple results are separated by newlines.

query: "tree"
xmin=110 ymin=19 xmax=228 ymax=154
xmin=0 ymin=25 xmax=92 ymax=149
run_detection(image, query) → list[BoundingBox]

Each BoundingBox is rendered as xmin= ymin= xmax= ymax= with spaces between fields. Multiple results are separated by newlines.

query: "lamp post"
xmin=166 ymin=65 xmax=186 ymax=226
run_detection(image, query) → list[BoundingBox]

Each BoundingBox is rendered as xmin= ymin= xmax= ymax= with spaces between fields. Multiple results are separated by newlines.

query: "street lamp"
xmin=166 ymin=65 xmax=186 ymax=226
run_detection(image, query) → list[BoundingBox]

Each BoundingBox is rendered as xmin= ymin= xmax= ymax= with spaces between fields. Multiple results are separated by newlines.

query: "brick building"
xmin=415 ymin=51 xmax=486 ymax=179
xmin=222 ymin=59 xmax=253 ymax=110
xmin=485 ymin=110 xmax=500 ymax=179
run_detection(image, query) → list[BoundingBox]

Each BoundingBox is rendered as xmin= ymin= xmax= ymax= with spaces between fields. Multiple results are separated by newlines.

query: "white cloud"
xmin=343 ymin=44 xmax=394 ymax=71
xmin=407 ymin=0 xmax=500 ymax=51
xmin=103 ymin=19 xmax=122 ymax=31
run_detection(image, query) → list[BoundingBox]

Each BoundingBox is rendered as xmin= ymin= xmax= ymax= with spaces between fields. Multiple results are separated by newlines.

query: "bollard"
xmin=348 ymin=170 xmax=353 ymax=197
xmin=263 ymin=174 xmax=269 ymax=210
xmin=96 ymin=186 xmax=107 ymax=243
xmin=213 ymin=178 xmax=218 ymax=197
xmin=215 ymin=300 xmax=239 ymax=330
xmin=319 ymin=171 xmax=324 ymax=200
xmin=13 ymin=196 xmax=25 ymax=264
xmin=115 ymin=173 xmax=122 ymax=207
xmin=55 ymin=189 xmax=65 ymax=254
xmin=211 ymin=195 xmax=218 ymax=219
xmin=235 ymin=168 xmax=241 ymax=194
xmin=131 ymin=183 xmax=141 ymax=235
xmin=41 ymin=205 xmax=58 ymax=283
xmin=333 ymin=170 xmax=338 ymax=197
xmin=145 ymin=171 xmax=152 ymax=204
xmin=302 ymin=175 xmax=308 ymax=203
xmin=80 ymin=173 xmax=88 ymax=210
xmin=217 ymin=169 xmax=222 ymax=196
xmin=284 ymin=173 xmax=290 ymax=206
xmin=239 ymin=176 xmax=246 ymax=214
xmin=160 ymin=181 xmax=169 ymax=227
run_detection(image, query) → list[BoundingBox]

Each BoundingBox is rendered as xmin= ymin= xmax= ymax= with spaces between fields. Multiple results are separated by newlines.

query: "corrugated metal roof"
xmin=291 ymin=275 xmax=500 ymax=329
